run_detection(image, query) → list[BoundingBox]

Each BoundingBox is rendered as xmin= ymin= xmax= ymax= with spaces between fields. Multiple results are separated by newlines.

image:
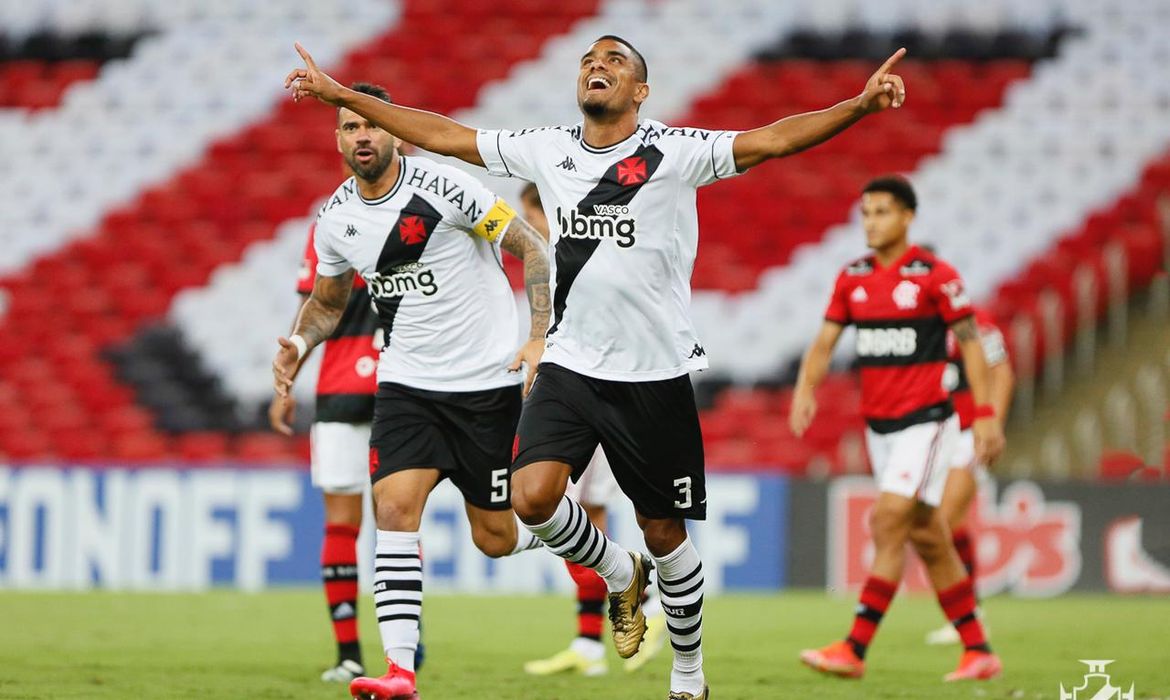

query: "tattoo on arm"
xmin=500 ymin=218 xmax=551 ymax=339
xmin=294 ymin=270 xmax=354 ymax=349
xmin=951 ymin=316 xmax=978 ymax=342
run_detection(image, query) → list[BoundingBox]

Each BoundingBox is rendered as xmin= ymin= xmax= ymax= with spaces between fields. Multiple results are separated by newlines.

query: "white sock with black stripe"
xmin=374 ymin=530 xmax=422 ymax=673
xmin=524 ymin=496 xmax=634 ymax=592
xmin=655 ymin=537 xmax=705 ymax=695
xmin=510 ymin=515 xmax=543 ymax=555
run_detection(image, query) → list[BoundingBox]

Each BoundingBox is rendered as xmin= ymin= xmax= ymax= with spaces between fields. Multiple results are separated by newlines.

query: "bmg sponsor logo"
xmin=556 ymin=205 xmax=636 ymax=248
xmin=365 ymin=263 xmax=438 ymax=299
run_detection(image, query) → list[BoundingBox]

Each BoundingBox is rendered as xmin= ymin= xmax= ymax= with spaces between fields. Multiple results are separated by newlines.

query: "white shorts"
xmin=865 ymin=414 xmax=959 ymax=507
xmin=310 ymin=421 xmax=372 ymax=494
xmin=565 ymin=446 xmax=621 ymax=507
xmin=947 ymin=428 xmax=990 ymax=479
xmin=949 ymin=429 xmax=976 ymax=470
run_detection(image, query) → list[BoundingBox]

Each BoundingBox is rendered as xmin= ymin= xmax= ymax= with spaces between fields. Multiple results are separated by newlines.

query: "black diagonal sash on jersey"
xmin=547 ymin=145 xmax=665 ymax=337
xmin=371 ymin=194 xmax=443 ymax=347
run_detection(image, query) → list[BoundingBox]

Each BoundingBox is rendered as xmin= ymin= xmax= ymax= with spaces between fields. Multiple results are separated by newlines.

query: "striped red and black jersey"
xmin=824 ymin=245 xmax=974 ymax=433
xmin=298 ymin=224 xmax=378 ymax=424
xmin=944 ymin=306 xmax=1008 ymax=430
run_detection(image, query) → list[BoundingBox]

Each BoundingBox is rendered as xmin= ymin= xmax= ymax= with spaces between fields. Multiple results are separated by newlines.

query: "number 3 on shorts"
xmin=490 ymin=468 xmax=509 ymax=503
xmin=673 ymin=476 xmax=692 ymax=509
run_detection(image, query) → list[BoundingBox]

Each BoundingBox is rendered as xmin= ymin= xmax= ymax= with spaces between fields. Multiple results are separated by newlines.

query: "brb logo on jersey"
xmin=556 ymin=204 xmax=637 ymax=248
xmin=857 ymin=327 xmax=918 ymax=357
xmin=364 ymin=263 xmax=439 ymax=299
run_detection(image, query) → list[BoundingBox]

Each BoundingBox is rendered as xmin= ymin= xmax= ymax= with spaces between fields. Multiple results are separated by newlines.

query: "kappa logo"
xmin=892 ymin=280 xmax=920 ymax=310
xmin=1060 ymin=660 xmax=1134 ymax=700
xmin=556 ymin=155 xmax=577 ymax=171
xmin=616 ymin=156 xmax=648 ymax=186
xmin=688 ymin=343 xmax=706 ymax=359
xmin=850 ymin=286 xmax=868 ymax=303
xmin=483 ymin=218 xmax=501 ymax=235
xmin=344 ymin=224 xmax=359 ymax=238
xmin=399 ymin=216 xmax=428 ymax=245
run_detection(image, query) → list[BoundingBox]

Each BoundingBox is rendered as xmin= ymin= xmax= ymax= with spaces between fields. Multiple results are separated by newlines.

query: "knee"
xmin=471 ymin=525 xmax=514 ymax=559
xmin=640 ymin=518 xmax=686 ymax=557
xmin=373 ymin=496 xmax=422 ymax=532
xmin=909 ymin=523 xmax=947 ymax=561
xmin=510 ymin=472 xmax=560 ymax=524
xmin=869 ymin=507 xmax=907 ymax=550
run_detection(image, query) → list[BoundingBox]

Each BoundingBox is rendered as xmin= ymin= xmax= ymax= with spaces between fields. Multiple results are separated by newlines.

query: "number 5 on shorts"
xmin=490 ymin=468 xmax=509 ymax=503
xmin=673 ymin=476 xmax=692 ymax=509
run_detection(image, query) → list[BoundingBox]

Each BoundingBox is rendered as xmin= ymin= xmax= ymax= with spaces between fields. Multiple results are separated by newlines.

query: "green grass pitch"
xmin=0 ymin=590 xmax=1166 ymax=699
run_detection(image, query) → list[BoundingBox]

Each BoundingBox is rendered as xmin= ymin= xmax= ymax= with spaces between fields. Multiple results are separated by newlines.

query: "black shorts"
xmin=513 ymin=363 xmax=706 ymax=520
xmin=370 ymin=382 xmax=522 ymax=511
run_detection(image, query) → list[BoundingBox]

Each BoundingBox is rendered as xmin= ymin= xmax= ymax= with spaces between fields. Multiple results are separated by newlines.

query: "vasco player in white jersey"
xmin=517 ymin=182 xmax=667 ymax=678
xmin=271 ymin=83 xmax=551 ymax=700
xmin=286 ymin=36 xmax=909 ymax=700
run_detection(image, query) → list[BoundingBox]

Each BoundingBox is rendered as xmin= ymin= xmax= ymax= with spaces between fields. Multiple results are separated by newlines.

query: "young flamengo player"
xmin=790 ymin=175 xmax=1005 ymax=682
xmin=286 ymin=37 xmax=909 ymax=700
xmin=516 ymin=182 xmax=667 ymax=678
xmin=271 ymin=82 xmax=551 ymax=700
xmin=925 ymin=303 xmax=1014 ymax=645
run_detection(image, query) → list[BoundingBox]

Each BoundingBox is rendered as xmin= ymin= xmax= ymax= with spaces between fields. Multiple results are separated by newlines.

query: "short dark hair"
xmin=520 ymin=182 xmax=541 ymax=207
xmin=338 ymin=82 xmax=391 ymax=121
xmin=594 ymin=35 xmax=647 ymax=82
xmin=862 ymin=175 xmax=917 ymax=211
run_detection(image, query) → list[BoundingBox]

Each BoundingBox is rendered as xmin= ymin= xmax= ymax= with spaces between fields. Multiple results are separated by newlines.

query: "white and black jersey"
xmin=314 ymin=156 xmax=522 ymax=392
xmin=476 ymin=119 xmax=742 ymax=381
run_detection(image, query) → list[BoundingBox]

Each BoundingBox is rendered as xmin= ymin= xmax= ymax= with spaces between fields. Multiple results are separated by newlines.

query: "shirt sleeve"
xmin=296 ymin=224 xmax=317 ymax=294
xmin=476 ymin=128 xmax=544 ymax=181
xmin=314 ymin=216 xmax=351 ymax=278
xmin=931 ymin=264 xmax=975 ymax=325
xmin=824 ymin=270 xmax=852 ymax=324
xmin=669 ymin=128 xmax=742 ymax=188
xmin=433 ymin=164 xmax=518 ymax=243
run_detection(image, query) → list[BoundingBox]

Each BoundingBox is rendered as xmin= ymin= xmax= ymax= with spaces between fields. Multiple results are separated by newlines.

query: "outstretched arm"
xmin=499 ymin=217 xmax=551 ymax=395
xmin=272 ymin=270 xmax=354 ymax=397
xmin=285 ymin=43 xmax=482 ymax=165
xmin=732 ymin=48 xmax=907 ymax=171
xmin=790 ymin=320 xmax=846 ymax=437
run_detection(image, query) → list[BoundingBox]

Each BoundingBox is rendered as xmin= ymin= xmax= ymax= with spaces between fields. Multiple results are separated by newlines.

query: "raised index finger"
xmin=875 ymin=47 xmax=907 ymax=76
xmin=294 ymin=42 xmax=318 ymax=70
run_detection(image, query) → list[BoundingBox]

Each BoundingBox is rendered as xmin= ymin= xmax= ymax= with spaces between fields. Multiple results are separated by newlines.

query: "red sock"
xmin=846 ymin=576 xmax=897 ymax=659
xmin=566 ymin=561 xmax=606 ymax=641
xmin=322 ymin=524 xmax=361 ymax=662
xmin=952 ymin=527 xmax=976 ymax=581
xmin=937 ymin=577 xmax=991 ymax=652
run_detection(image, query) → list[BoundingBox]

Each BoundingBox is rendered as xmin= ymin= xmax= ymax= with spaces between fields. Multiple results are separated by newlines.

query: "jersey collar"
xmin=579 ymin=122 xmax=643 ymax=154
xmin=875 ymin=244 xmax=920 ymax=272
xmin=357 ymin=156 xmax=407 ymax=206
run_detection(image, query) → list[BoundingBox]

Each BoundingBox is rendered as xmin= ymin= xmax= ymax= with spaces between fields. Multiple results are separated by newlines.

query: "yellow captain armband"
xmin=472 ymin=198 xmax=516 ymax=242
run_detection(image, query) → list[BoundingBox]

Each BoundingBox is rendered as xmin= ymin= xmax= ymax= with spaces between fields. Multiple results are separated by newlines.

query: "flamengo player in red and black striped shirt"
xmin=790 ymin=176 xmax=1006 ymax=682
xmin=925 ymin=305 xmax=1014 ymax=646
xmin=269 ymin=220 xmax=380 ymax=684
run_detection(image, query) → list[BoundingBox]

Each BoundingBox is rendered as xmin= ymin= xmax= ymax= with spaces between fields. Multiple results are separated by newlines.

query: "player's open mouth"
xmin=586 ymin=75 xmax=611 ymax=92
xmin=355 ymin=148 xmax=376 ymax=163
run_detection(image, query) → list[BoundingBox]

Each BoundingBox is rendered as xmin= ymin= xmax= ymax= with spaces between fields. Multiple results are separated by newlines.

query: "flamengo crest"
xmin=892 ymin=280 xmax=920 ymax=309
